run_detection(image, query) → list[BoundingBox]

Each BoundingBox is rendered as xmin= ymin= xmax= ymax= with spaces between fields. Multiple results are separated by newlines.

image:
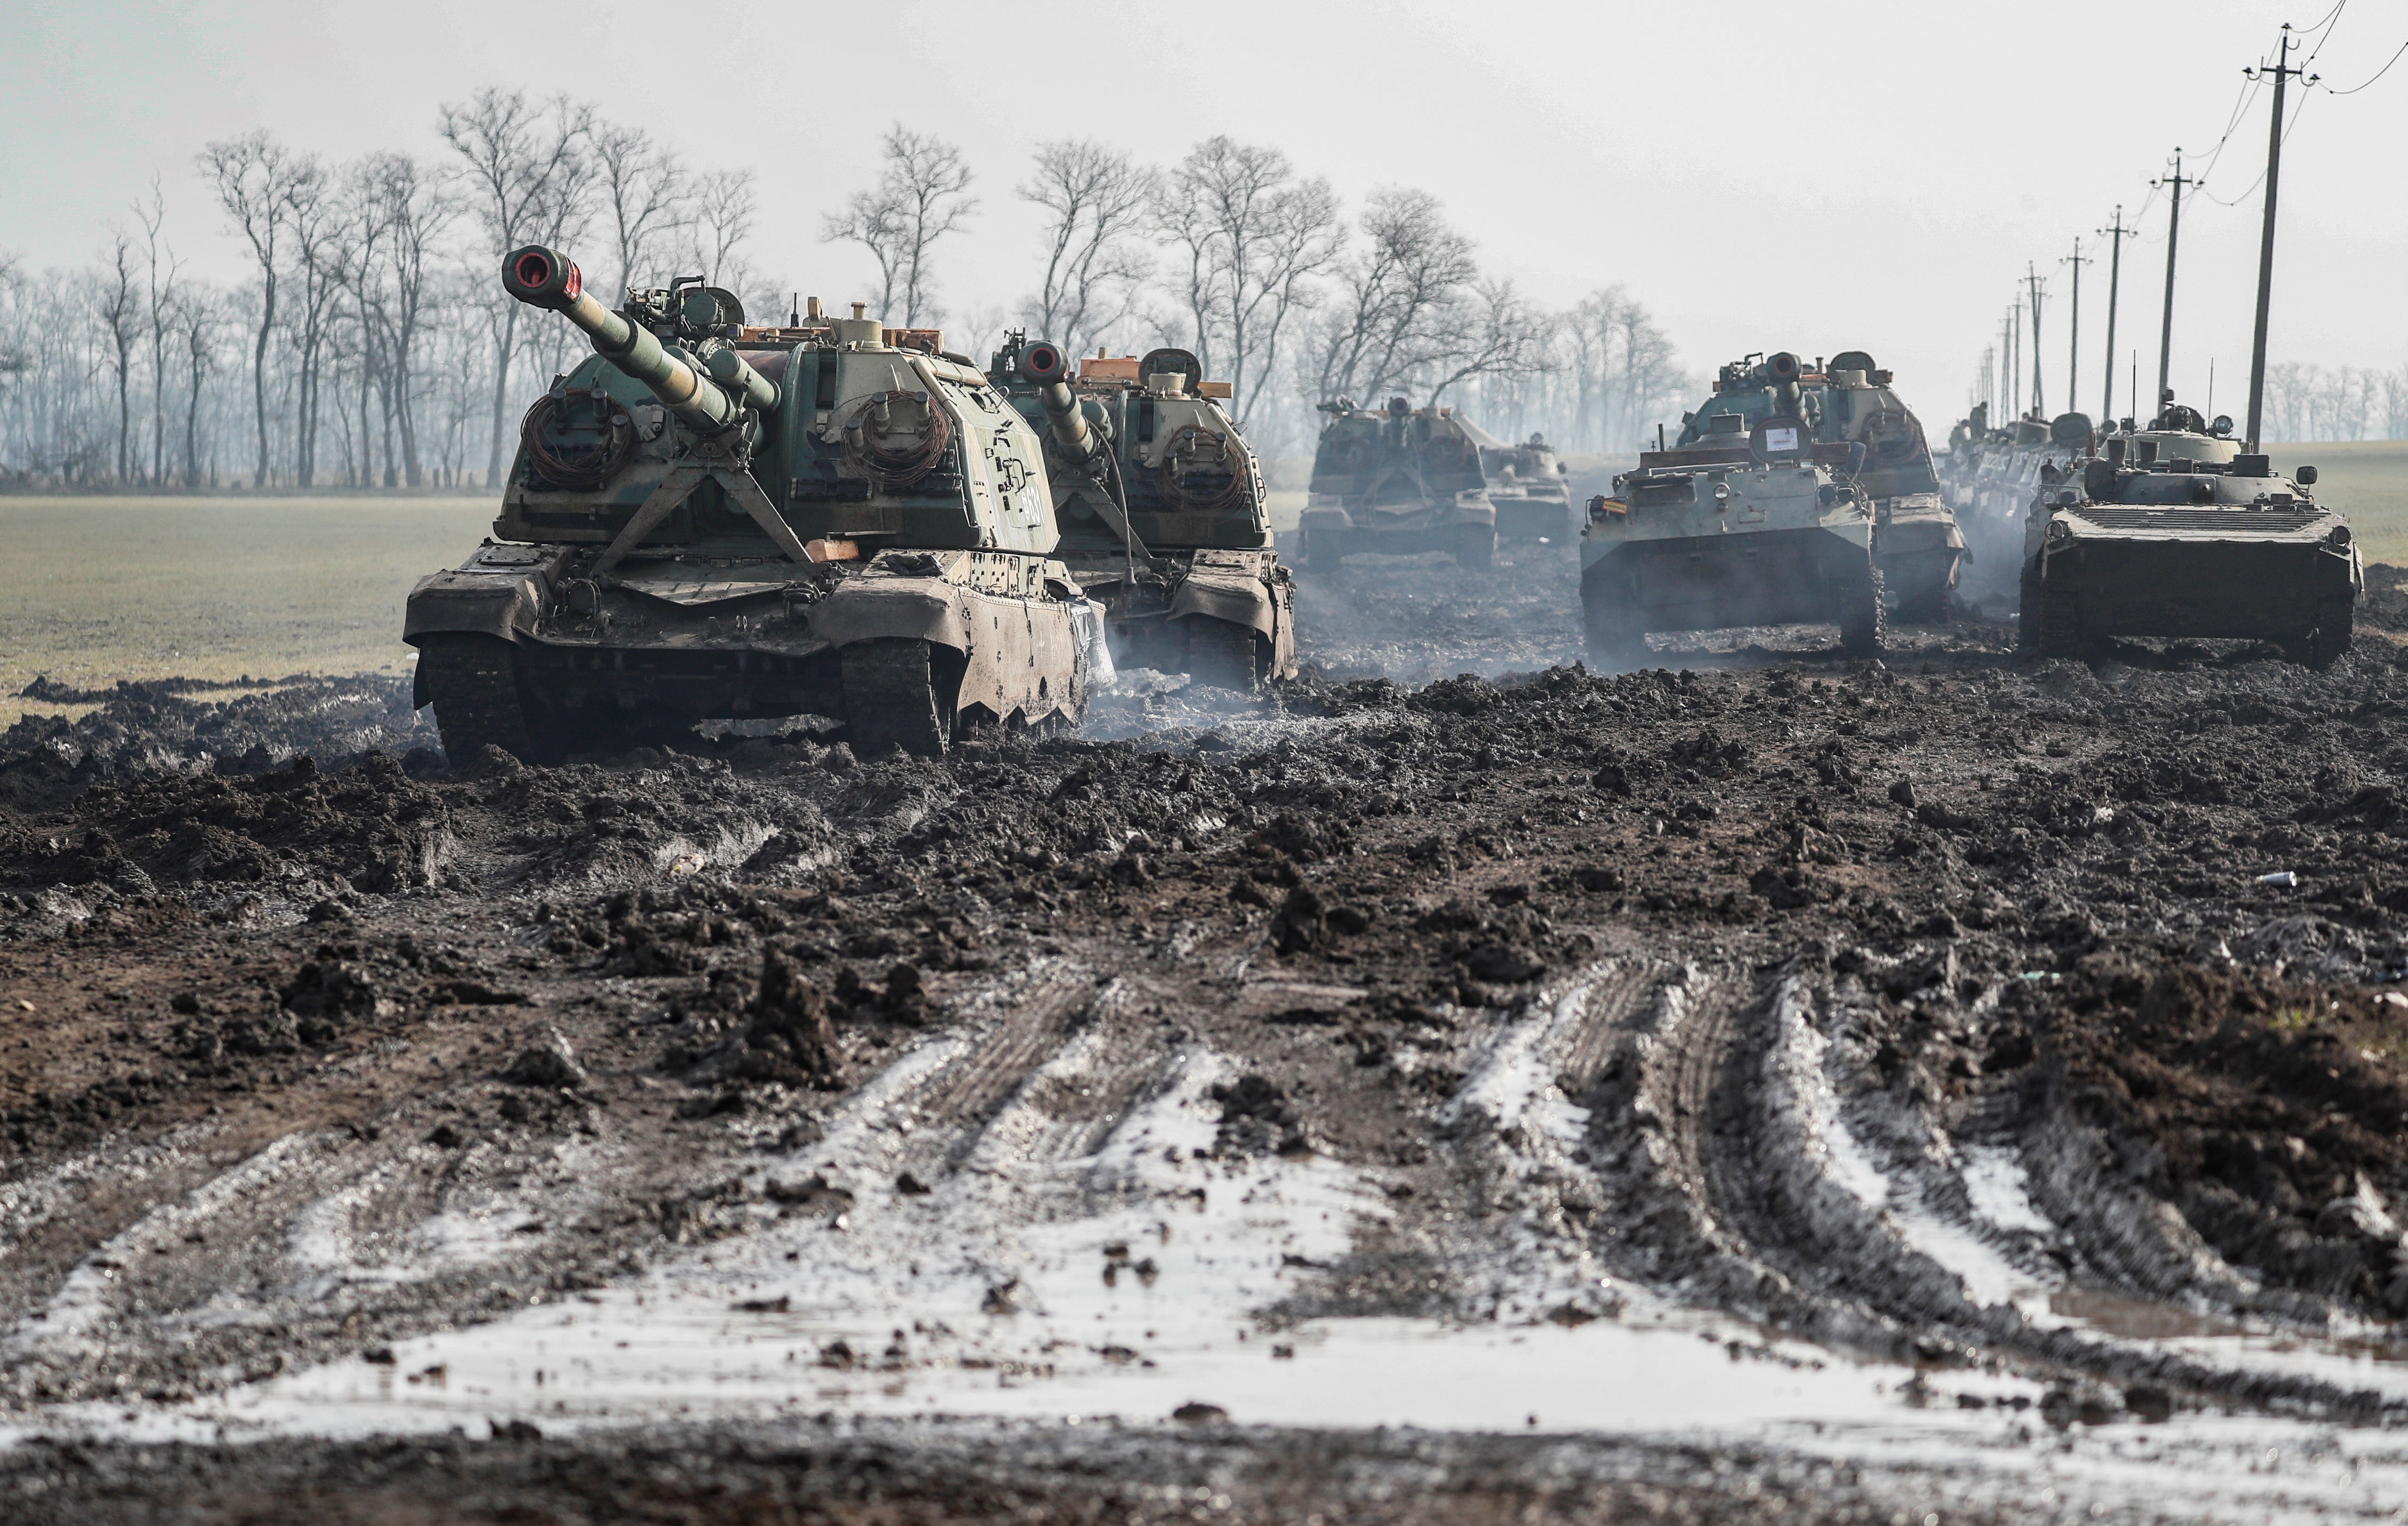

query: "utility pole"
xmin=2061 ymin=238 xmax=2093 ymax=417
xmin=2009 ymin=297 xmax=2022 ymax=419
xmin=2153 ymin=149 xmax=2196 ymax=411
xmin=2096 ymin=206 xmax=2135 ymax=422
xmin=2026 ymin=264 xmax=2047 ymax=417
xmin=2244 ymin=25 xmax=2313 ymax=452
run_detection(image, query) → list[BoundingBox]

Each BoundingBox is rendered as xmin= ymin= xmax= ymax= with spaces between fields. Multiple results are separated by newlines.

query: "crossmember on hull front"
xmin=1584 ymin=527 xmax=1871 ymax=634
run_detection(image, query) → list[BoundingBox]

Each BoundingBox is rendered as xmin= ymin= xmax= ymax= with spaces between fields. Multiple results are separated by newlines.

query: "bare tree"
xmin=822 ymin=125 xmax=976 ymax=327
xmin=177 ymin=287 xmax=221 ymax=487
xmin=354 ymin=152 xmax=455 ymax=487
xmin=1424 ymin=278 xmax=1549 ymax=404
xmin=199 ymin=130 xmax=304 ymax=486
xmin=1155 ymin=138 xmax=1342 ymax=426
xmin=135 ymin=178 xmax=182 ymax=485
xmin=690 ymin=167 xmax=757 ymax=287
xmin=438 ymin=88 xmax=594 ymax=488
xmin=98 ymin=231 xmax=141 ymax=483
xmin=283 ymin=160 xmax=340 ymax=488
xmin=1020 ymin=140 xmax=1154 ymax=359
xmin=590 ymin=121 xmax=689 ymax=300
xmin=1307 ymin=187 xmax=1475 ymax=407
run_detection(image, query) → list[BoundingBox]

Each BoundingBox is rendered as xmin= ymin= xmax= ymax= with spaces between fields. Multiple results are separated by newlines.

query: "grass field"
xmin=0 ymin=496 xmax=496 ymax=729
xmin=3 ymin=454 xmax=2401 ymax=732
xmin=2270 ymin=441 xmax=2408 ymax=566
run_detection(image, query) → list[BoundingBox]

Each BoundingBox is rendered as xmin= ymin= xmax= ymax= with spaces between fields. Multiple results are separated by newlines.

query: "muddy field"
xmin=9 ymin=545 xmax=2408 ymax=1522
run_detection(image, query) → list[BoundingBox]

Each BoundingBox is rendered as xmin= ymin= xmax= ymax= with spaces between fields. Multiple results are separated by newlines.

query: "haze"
xmin=4 ymin=0 xmax=2401 ymax=424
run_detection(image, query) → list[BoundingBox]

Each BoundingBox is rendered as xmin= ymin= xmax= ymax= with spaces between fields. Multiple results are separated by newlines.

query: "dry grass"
xmin=0 ymin=496 xmax=495 ymax=730
xmin=2270 ymin=441 xmax=2408 ymax=567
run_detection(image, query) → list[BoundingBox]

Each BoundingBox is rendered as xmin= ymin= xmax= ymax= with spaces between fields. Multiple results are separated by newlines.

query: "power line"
xmin=2320 ymin=33 xmax=2408 ymax=93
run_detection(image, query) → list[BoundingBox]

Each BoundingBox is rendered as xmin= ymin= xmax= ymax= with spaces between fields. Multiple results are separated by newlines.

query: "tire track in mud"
xmin=1445 ymin=952 xmax=2408 ymax=1423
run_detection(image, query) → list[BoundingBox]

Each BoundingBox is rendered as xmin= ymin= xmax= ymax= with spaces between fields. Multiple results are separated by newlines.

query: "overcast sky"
xmin=4 ymin=0 xmax=2401 ymax=427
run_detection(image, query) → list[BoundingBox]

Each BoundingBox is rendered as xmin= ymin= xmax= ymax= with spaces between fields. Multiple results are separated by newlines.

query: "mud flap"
xmin=1069 ymin=598 xmax=1116 ymax=691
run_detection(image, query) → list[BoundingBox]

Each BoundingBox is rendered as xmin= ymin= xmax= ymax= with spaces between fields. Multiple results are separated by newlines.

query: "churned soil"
xmin=7 ymin=542 xmax=2408 ymax=1519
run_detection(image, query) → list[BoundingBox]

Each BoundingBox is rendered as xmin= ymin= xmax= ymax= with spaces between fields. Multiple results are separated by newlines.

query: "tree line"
xmin=0 ymin=94 xmax=1699 ymax=492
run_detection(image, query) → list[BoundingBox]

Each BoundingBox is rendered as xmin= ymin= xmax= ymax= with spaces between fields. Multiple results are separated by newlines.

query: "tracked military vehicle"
xmin=403 ymin=246 xmax=1101 ymax=762
xmin=988 ymin=336 xmax=1294 ymax=692
xmin=1472 ymin=426 xmax=1576 ymax=541
xmin=1673 ymin=352 xmax=1964 ymax=620
xmin=1299 ymin=397 xmax=1497 ymax=570
xmin=1950 ymin=409 xmax=2093 ymax=601
xmin=2018 ymin=396 xmax=2359 ymax=666
xmin=1582 ymin=392 xmax=1883 ymax=665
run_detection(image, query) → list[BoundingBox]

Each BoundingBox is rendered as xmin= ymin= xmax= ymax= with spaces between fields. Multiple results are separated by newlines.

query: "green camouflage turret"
xmin=402 ymin=246 xmax=1103 ymax=761
xmin=990 ymin=336 xmax=1294 ymax=691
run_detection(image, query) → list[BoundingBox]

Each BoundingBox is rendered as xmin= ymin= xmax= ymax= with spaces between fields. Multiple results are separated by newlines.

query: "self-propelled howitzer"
xmin=402 ymin=246 xmax=1105 ymax=761
xmin=990 ymin=336 xmax=1296 ymax=692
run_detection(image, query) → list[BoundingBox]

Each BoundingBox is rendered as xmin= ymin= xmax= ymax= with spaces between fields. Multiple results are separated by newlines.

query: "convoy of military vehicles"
xmin=400 ymin=247 xmax=2360 ymax=764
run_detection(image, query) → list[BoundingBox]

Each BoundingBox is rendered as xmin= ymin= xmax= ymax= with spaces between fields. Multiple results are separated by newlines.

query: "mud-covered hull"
xmin=1581 ymin=525 xmax=1877 ymax=636
xmin=1492 ymin=491 xmax=1575 ymax=542
xmin=405 ymin=543 xmax=1091 ymax=759
xmin=1297 ymin=497 xmax=1498 ymax=570
xmin=2024 ymin=506 xmax=2361 ymax=660
xmin=1060 ymin=546 xmax=1296 ymax=690
xmin=1873 ymin=494 xmax=1968 ymax=620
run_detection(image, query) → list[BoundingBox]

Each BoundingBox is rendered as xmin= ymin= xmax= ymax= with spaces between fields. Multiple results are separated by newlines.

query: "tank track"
xmin=1836 ymin=563 xmax=1886 ymax=657
xmin=417 ymin=634 xmax=538 ymax=769
xmin=1185 ymin=620 xmax=1261 ymax=694
xmin=841 ymin=639 xmax=954 ymax=758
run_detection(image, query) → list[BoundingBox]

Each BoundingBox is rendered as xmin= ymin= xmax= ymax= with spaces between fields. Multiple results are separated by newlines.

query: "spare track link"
xmin=416 ymin=633 xmax=537 ymax=768
xmin=841 ymin=638 xmax=952 ymax=758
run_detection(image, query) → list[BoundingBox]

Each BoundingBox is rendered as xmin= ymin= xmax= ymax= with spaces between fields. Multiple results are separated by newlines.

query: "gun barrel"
xmin=1037 ymin=381 xmax=1098 ymax=459
xmin=502 ymin=246 xmax=769 ymax=434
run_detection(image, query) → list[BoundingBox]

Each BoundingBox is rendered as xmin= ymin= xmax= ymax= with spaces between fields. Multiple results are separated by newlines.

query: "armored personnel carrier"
xmin=2018 ymin=396 xmax=2358 ymax=666
xmin=988 ymin=336 xmax=1295 ymax=692
xmin=1299 ymin=397 xmax=1497 ymax=570
xmin=403 ymin=246 xmax=1102 ymax=762
xmin=1951 ymin=410 xmax=2093 ymax=600
xmin=1581 ymin=399 xmax=1883 ymax=664
xmin=1471 ymin=426 xmax=1576 ymax=541
xmin=1673 ymin=352 xmax=1964 ymax=620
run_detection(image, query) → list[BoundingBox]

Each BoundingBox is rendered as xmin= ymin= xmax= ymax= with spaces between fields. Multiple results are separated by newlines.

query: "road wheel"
xmin=1450 ymin=523 xmax=1496 ymax=570
xmin=1184 ymin=619 xmax=1260 ymax=693
xmin=416 ymin=634 xmax=537 ymax=770
xmin=2308 ymin=597 xmax=2356 ymax=670
xmin=1836 ymin=560 xmax=1886 ymax=657
xmin=841 ymin=638 xmax=955 ymax=758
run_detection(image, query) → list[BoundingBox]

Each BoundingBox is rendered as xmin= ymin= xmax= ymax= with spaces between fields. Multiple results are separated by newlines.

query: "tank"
xmin=1473 ymin=426 xmax=1576 ymax=541
xmin=1298 ymin=397 xmax=1498 ymax=570
xmin=402 ymin=246 xmax=1103 ymax=762
xmin=988 ymin=335 xmax=1296 ymax=692
xmin=2017 ymin=394 xmax=2360 ymax=666
xmin=1671 ymin=351 xmax=1965 ymax=621
xmin=1581 ymin=396 xmax=1883 ymax=664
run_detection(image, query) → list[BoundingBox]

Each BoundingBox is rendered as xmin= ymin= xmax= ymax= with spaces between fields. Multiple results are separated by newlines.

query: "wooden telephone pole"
xmin=2061 ymin=238 xmax=2093 ymax=417
xmin=2095 ymin=206 xmax=2135 ymax=421
xmin=2244 ymin=26 xmax=2312 ymax=451
xmin=2152 ymin=149 xmax=2196 ymax=412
